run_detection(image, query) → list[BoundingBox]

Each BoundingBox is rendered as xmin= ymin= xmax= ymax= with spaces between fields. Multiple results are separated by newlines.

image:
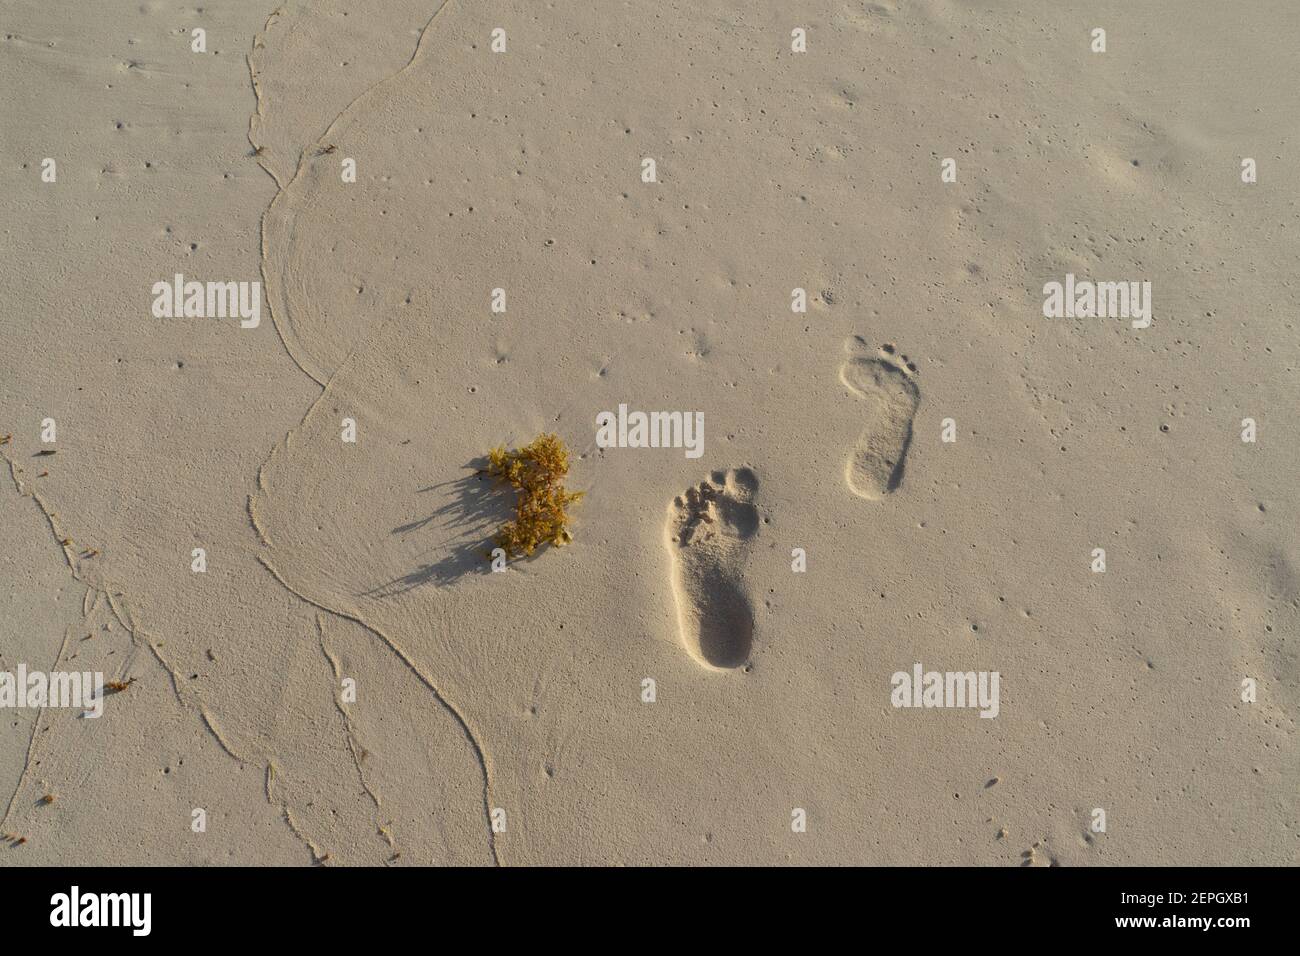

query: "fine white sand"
xmin=1 ymin=0 xmax=1296 ymax=865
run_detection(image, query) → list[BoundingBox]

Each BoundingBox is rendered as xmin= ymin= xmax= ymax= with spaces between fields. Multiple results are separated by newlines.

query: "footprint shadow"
xmin=884 ymin=424 xmax=914 ymax=493
xmin=364 ymin=458 xmax=514 ymax=597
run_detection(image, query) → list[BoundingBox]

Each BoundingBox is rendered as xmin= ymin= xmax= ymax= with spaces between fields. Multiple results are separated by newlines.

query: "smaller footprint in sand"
xmin=666 ymin=468 xmax=760 ymax=670
xmin=840 ymin=337 xmax=920 ymax=499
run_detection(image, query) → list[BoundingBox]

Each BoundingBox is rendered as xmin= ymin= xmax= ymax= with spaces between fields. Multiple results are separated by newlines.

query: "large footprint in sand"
xmin=666 ymin=469 xmax=760 ymax=670
xmin=840 ymin=337 xmax=921 ymax=499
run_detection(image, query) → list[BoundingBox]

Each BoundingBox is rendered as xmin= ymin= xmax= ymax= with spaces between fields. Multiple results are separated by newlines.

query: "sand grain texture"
xmin=1 ymin=0 xmax=1297 ymax=865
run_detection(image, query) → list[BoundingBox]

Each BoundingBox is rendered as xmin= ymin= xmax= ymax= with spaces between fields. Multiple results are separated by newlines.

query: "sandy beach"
xmin=1 ymin=0 xmax=1296 ymax=866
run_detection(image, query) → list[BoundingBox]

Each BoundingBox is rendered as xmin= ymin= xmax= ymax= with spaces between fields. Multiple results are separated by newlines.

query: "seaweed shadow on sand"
xmin=364 ymin=457 xmax=512 ymax=597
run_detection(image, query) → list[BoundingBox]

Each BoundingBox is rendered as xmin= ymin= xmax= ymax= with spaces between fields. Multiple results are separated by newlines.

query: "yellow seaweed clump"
xmin=482 ymin=433 xmax=583 ymax=560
